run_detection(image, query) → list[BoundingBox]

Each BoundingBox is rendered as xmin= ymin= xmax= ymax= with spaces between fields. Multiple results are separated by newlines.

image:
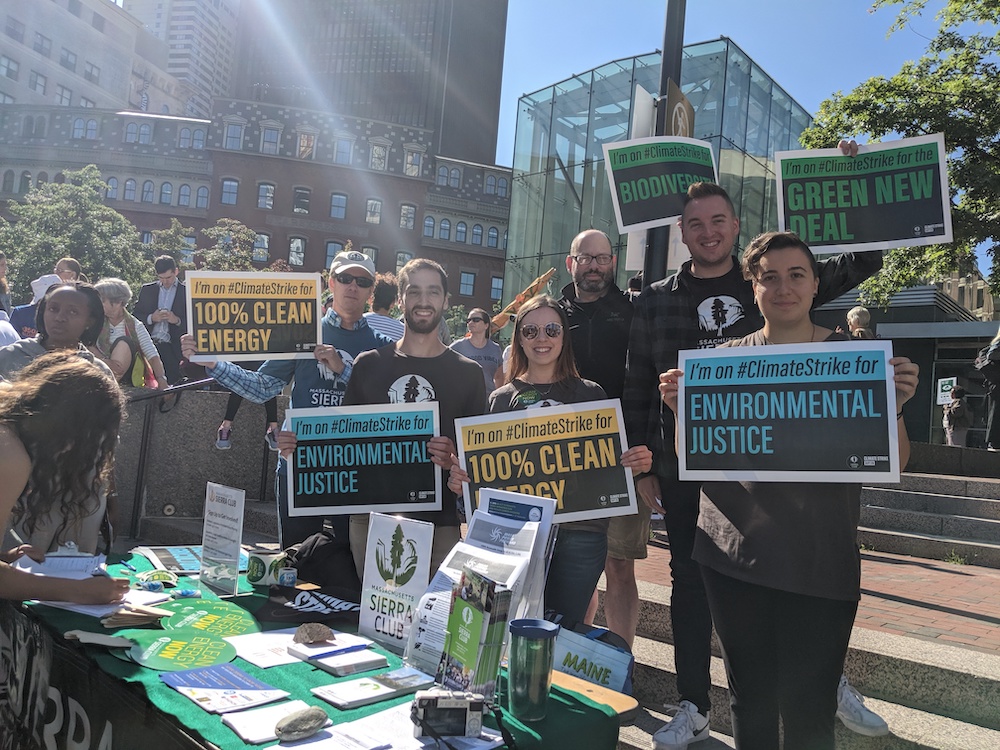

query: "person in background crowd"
xmin=53 ymin=257 xmax=85 ymax=284
xmin=133 ymin=256 xmax=187 ymax=385
xmin=214 ymin=367 xmax=279 ymax=451
xmin=942 ymin=385 xmax=972 ymax=448
xmin=839 ymin=305 xmax=876 ymax=339
xmin=659 ymin=231 xmax=918 ymax=750
xmin=0 ymin=252 xmax=10 ymax=315
xmin=9 ymin=274 xmax=62 ymax=340
xmin=363 ymin=273 xmax=405 ymax=342
xmin=982 ymin=327 xmax=1000 ymax=451
xmin=0 ymin=312 xmax=17 ymax=347
xmin=0 ymin=352 xmax=128 ymax=602
xmin=91 ymin=278 xmax=167 ymax=390
xmin=449 ymin=307 xmax=502 ymax=394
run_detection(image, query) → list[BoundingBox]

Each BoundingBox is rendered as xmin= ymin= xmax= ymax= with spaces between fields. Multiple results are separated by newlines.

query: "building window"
xmin=1 ymin=171 xmax=12 ymax=193
xmin=106 ymin=177 xmax=118 ymax=200
xmin=192 ymin=129 xmax=206 ymax=149
xmin=0 ymin=92 xmax=13 ymax=105
xmin=498 ymin=177 xmax=509 ymax=198
xmin=370 ymin=143 xmax=388 ymax=171
xmin=196 ymin=186 xmax=209 ymax=208
xmin=80 ymin=97 xmax=95 ymax=109
xmin=59 ymin=48 xmax=77 ymax=73
xmin=471 ymin=224 xmax=483 ymax=245
xmin=92 ymin=13 xmax=105 ymax=33
xmin=55 ymin=85 xmax=71 ymax=106
xmin=334 ymin=137 xmax=352 ymax=164
xmin=399 ymin=204 xmax=415 ymax=229
xmin=221 ymin=179 xmax=238 ymax=205
xmin=485 ymin=175 xmax=497 ymax=195
xmin=85 ymin=119 xmax=97 ymax=139
xmin=5 ymin=16 xmax=24 ymax=43
xmin=404 ymin=150 xmax=422 ymax=177
xmin=298 ymin=132 xmax=316 ymax=160
xmin=141 ymin=231 xmax=153 ymax=244
xmin=253 ymin=234 xmax=269 ymax=262
xmin=362 ymin=246 xmax=378 ymax=265
xmin=33 ymin=33 xmax=51 ymax=57
xmin=487 ymin=227 xmax=499 ymax=248
xmin=29 ymin=70 xmax=45 ymax=94
xmin=159 ymin=182 xmax=172 ymax=204
xmin=319 ymin=191 xmax=346 ymax=221
xmin=396 ymin=251 xmax=413 ymax=273
xmin=439 ymin=219 xmax=451 ymax=241
xmin=138 ymin=123 xmax=152 ymax=144
xmin=36 ymin=172 xmax=47 ymax=187
xmin=224 ymin=122 xmax=243 ymax=150
xmin=260 ymin=126 xmax=280 ymax=155
xmin=503 ymin=229 xmax=508 ymax=250
xmin=491 ymin=276 xmax=504 ymax=302
xmin=366 ymin=199 xmax=382 ymax=224
xmin=293 ymin=187 xmax=310 ymax=214
xmin=178 ymin=184 xmax=191 ymax=207
xmin=83 ymin=62 xmax=100 ymax=85
xmin=449 ymin=168 xmax=461 ymax=189
xmin=125 ymin=123 xmax=138 ymax=143
xmin=456 ymin=222 xmax=467 ymax=243
xmin=67 ymin=0 xmax=81 ymax=17
xmin=123 ymin=179 xmax=136 ymax=201
xmin=17 ymin=171 xmax=31 ymax=194
xmin=325 ymin=241 xmax=345 ymax=267
xmin=459 ymin=272 xmax=475 ymax=297
xmin=257 ymin=183 xmax=274 ymax=210
xmin=181 ymin=236 xmax=196 ymax=263
xmin=72 ymin=118 xmax=85 ymax=139
xmin=0 ymin=56 xmax=18 ymax=81
xmin=141 ymin=180 xmax=154 ymax=203
xmin=288 ymin=238 xmax=305 ymax=266
xmin=436 ymin=166 xmax=448 ymax=186
xmin=423 ymin=216 xmax=435 ymax=237
xmin=178 ymin=127 xmax=191 ymax=148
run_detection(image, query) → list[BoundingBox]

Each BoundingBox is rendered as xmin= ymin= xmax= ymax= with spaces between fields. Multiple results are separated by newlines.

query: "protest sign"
xmin=603 ymin=136 xmax=718 ymax=233
xmin=455 ymin=399 xmax=637 ymax=524
xmin=186 ymin=271 xmax=322 ymax=362
xmin=200 ymin=482 xmax=245 ymax=596
xmin=286 ymin=403 xmax=440 ymax=516
xmin=776 ymin=133 xmax=952 ymax=253
xmin=677 ymin=341 xmax=899 ymax=482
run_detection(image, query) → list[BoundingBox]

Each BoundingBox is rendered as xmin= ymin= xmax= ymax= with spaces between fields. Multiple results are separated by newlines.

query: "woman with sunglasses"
xmin=449 ymin=308 xmax=502 ymax=394
xmin=449 ymin=295 xmax=651 ymax=626
xmin=659 ymin=232 xmax=918 ymax=749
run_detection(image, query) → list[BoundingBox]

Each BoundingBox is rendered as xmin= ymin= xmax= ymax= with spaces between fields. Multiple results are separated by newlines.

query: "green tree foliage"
xmin=800 ymin=0 xmax=1000 ymax=304
xmin=146 ymin=218 xmax=196 ymax=265
xmin=444 ymin=304 xmax=468 ymax=341
xmin=0 ymin=165 xmax=143 ymax=303
xmin=199 ymin=218 xmax=259 ymax=272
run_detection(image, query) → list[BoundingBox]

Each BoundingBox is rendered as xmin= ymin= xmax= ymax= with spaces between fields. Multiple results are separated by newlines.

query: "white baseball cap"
xmin=31 ymin=273 xmax=64 ymax=304
xmin=329 ymin=250 xmax=375 ymax=278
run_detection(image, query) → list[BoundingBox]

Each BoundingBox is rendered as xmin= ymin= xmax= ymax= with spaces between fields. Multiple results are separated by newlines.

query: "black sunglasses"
xmin=334 ymin=272 xmax=374 ymax=288
xmin=520 ymin=322 xmax=563 ymax=340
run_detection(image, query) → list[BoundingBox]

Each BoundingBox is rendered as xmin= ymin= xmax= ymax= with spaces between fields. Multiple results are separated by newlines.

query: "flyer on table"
xmin=775 ymin=133 xmax=952 ymax=253
xmin=287 ymin=403 xmax=441 ymax=516
xmin=603 ymin=135 xmax=718 ymax=233
xmin=185 ymin=271 xmax=322 ymax=362
xmin=677 ymin=341 xmax=900 ymax=483
xmin=455 ymin=399 xmax=637 ymax=524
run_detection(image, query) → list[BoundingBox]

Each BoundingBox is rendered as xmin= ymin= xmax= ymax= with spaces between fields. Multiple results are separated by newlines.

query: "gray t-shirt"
xmin=449 ymin=337 xmax=502 ymax=393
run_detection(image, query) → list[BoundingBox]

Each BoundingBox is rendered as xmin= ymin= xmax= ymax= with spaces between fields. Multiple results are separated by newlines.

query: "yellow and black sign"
xmin=455 ymin=399 xmax=637 ymax=524
xmin=186 ymin=271 xmax=322 ymax=362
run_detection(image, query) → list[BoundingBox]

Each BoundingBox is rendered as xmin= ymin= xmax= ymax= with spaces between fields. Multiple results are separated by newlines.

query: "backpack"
xmin=285 ymin=529 xmax=361 ymax=593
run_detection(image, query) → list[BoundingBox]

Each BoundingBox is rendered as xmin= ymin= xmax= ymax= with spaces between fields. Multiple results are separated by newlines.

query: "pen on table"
xmin=119 ymin=560 xmax=138 ymax=572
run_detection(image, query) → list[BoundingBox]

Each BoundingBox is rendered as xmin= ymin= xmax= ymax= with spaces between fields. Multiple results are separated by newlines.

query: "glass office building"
xmin=505 ymin=37 xmax=812 ymax=298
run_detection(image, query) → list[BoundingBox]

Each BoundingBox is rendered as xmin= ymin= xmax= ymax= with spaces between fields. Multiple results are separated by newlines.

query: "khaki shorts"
xmin=606 ymin=509 xmax=651 ymax=560
xmin=349 ymin=514 xmax=461 ymax=578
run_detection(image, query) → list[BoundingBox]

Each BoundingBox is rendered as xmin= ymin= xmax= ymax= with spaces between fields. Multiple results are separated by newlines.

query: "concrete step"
xmin=860 ymin=506 xmax=1000 ymax=543
xmin=862 ymin=487 xmax=1000 ymax=522
xmin=868 ymin=474 xmax=1000 ymax=502
xmin=136 ymin=515 xmax=278 ymax=547
xmin=857 ymin=527 xmax=1000 ymax=569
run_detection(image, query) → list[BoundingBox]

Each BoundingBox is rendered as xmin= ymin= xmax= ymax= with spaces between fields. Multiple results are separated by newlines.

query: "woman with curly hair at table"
xmin=0 ymin=352 xmax=129 ymax=604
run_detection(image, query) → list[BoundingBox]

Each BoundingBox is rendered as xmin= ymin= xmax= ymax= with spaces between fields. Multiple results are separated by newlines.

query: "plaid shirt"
xmin=623 ymin=252 xmax=883 ymax=475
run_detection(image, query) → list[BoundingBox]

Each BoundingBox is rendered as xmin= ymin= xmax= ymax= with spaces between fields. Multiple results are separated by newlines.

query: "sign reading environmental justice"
xmin=603 ymin=135 xmax=718 ymax=233
xmin=677 ymin=341 xmax=900 ymax=483
xmin=186 ymin=271 xmax=322 ymax=362
xmin=776 ymin=133 xmax=952 ymax=253
xmin=287 ymin=403 xmax=441 ymax=516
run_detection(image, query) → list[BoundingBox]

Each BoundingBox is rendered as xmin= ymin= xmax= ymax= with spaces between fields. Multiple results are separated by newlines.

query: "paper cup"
xmin=246 ymin=549 xmax=286 ymax=586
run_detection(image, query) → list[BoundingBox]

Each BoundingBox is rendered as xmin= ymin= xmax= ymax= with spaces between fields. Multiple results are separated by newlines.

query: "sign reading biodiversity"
xmin=776 ymin=133 xmax=952 ymax=253
xmin=677 ymin=341 xmax=900 ymax=482
xmin=603 ymin=135 xmax=718 ymax=233
xmin=455 ymin=399 xmax=637 ymax=524
xmin=287 ymin=403 xmax=441 ymax=516
xmin=186 ymin=271 xmax=322 ymax=362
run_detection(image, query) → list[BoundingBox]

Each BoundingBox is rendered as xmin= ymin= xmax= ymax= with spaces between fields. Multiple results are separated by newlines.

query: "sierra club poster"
xmin=455 ymin=399 xmax=638 ymax=524
xmin=185 ymin=271 xmax=322 ymax=362
xmin=286 ymin=403 xmax=441 ymax=516
xmin=775 ymin=133 xmax=953 ymax=253
xmin=603 ymin=135 xmax=718 ymax=233
xmin=677 ymin=341 xmax=900 ymax=483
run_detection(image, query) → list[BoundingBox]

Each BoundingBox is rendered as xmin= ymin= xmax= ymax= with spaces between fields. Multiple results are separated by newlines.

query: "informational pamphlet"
xmin=221 ymin=700 xmax=331 ymax=744
xmin=310 ymin=666 xmax=434 ymax=710
xmin=159 ymin=663 xmax=288 ymax=713
xmin=201 ymin=482 xmax=245 ymax=596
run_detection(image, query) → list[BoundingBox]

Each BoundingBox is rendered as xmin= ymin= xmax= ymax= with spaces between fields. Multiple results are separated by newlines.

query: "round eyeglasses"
xmin=520 ymin=322 xmax=563 ymax=340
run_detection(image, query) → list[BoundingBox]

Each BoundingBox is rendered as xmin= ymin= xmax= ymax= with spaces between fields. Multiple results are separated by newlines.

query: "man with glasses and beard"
xmin=181 ymin=249 xmax=391 ymax=547
xmin=344 ymin=258 xmax=486 ymax=573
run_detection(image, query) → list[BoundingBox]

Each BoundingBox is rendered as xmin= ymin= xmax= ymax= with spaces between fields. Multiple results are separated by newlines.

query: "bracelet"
xmin=896 ymin=411 xmax=904 ymax=419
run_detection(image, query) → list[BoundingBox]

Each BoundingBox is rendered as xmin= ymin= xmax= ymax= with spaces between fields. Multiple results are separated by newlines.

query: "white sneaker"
xmin=651 ymin=700 xmax=710 ymax=749
xmin=836 ymin=676 xmax=889 ymax=737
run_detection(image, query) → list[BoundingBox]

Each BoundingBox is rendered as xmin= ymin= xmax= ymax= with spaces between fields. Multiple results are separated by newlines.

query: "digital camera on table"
xmin=411 ymin=688 xmax=484 ymax=738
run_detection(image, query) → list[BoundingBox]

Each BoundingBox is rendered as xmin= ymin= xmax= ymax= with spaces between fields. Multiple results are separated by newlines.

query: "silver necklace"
xmin=523 ymin=379 xmax=556 ymax=397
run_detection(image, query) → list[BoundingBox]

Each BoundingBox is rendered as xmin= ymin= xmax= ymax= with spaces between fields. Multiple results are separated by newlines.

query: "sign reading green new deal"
xmin=776 ymin=133 xmax=952 ymax=253
xmin=677 ymin=341 xmax=900 ymax=483
xmin=286 ymin=402 xmax=441 ymax=516
xmin=603 ymin=136 xmax=718 ymax=233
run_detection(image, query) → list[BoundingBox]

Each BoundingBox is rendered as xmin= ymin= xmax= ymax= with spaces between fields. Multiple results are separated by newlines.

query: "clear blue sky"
xmin=497 ymin=0 xmax=941 ymax=165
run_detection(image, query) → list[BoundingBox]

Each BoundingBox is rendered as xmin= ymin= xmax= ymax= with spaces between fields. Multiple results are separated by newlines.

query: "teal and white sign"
xmin=937 ymin=377 xmax=957 ymax=406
